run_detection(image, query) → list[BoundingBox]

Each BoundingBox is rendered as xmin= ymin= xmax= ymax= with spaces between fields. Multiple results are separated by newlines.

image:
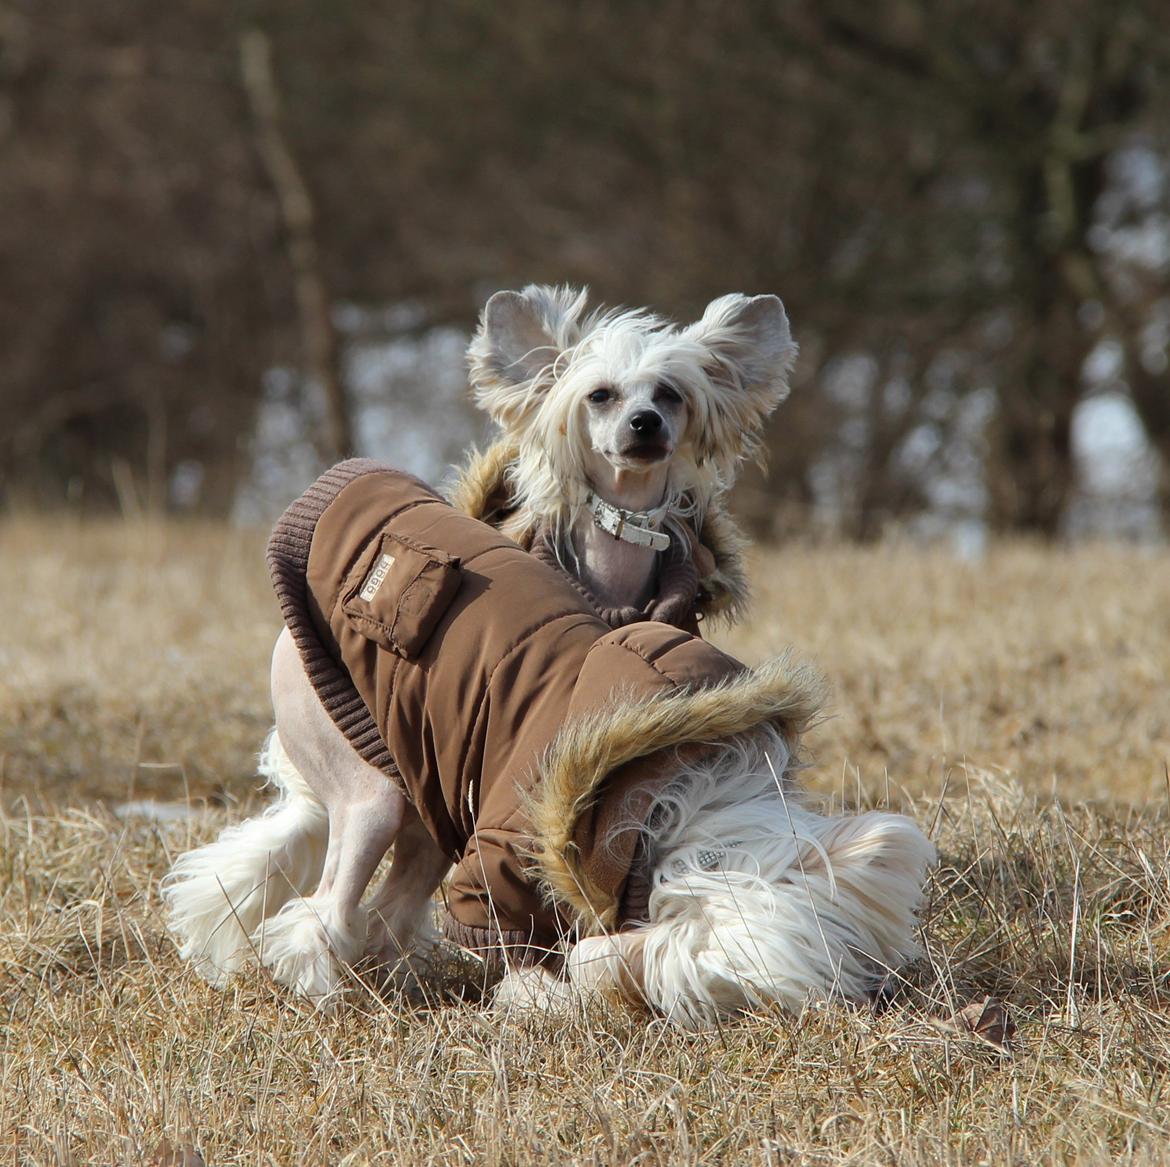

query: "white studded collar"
xmin=585 ymin=492 xmax=671 ymax=552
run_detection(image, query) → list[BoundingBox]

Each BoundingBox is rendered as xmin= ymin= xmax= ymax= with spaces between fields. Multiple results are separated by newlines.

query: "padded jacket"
xmin=267 ymin=460 xmax=822 ymax=963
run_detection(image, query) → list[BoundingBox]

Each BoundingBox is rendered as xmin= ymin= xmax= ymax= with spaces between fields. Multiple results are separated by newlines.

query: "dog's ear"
xmin=686 ymin=293 xmax=797 ymax=409
xmin=467 ymin=285 xmax=589 ymax=430
xmin=681 ymin=293 xmax=798 ymax=474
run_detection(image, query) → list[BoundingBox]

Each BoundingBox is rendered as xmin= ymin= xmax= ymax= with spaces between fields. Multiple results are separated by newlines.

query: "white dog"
xmin=162 ymin=463 xmax=934 ymax=1030
xmin=455 ymin=286 xmax=797 ymax=630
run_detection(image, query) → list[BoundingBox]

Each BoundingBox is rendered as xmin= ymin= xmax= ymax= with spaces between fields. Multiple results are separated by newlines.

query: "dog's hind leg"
xmin=161 ymin=727 xmax=328 ymax=987
xmin=255 ymin=628 xmax=409 ymax=1004
xmin=364 ymin=805 xmax=450 ymax=978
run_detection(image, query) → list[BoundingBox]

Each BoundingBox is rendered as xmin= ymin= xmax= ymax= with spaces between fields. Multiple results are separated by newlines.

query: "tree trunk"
xmin=1128 ymin=359 xmax=1170 ymax=527
xmin=240 ymin=29 xmax=352 ymax=465
xmin=989 ymin=364 xmax=1078 ymax=535
xmin=989 ymin=144 xmax=1108 ymax=536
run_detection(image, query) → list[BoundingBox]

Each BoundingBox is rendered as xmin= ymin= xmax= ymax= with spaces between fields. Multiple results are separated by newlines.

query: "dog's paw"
xmin=491 ymin=966 xmax=574 ymax=1014
xmin=253 ymin=897 xmax=364 ymax=1007
xmin=365 ymin=945 xmax=443 ymax=1000
xmin=365 ymin=905 xmax=440 ymax=966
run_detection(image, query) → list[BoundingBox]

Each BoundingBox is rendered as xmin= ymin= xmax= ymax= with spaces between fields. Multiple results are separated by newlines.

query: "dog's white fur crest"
xmin=562 ymin=728 xmax=937 ymax=1030
xmin=160 ymin=729 xmax=328 ymax=987
xmin=466 ymin=285 xmax=797 ymax=538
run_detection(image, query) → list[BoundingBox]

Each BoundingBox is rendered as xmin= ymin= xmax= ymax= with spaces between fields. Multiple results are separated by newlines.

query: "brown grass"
xmin=2 ymin=517 xmax=1169 ymax=1164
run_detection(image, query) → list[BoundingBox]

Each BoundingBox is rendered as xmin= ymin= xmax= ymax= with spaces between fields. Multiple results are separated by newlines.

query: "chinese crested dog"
xmin=161 ymin=463 xmax=935 ymax=1031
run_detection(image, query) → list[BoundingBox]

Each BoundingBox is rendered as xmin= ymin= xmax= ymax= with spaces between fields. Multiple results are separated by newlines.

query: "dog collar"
xmin=586 ymin=492 xmax=671 ymax=552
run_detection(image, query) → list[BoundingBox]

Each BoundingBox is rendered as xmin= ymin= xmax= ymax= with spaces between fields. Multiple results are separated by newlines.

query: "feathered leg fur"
xmin=161 ymin=729 xmax=328 ymax=986
xmin=165 ymin=628 xmax=448 ymax=1006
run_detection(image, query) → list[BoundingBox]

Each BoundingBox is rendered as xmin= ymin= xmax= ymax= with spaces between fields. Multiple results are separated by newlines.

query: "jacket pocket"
xmin=340 ymin=531 xmax=462 ymax=658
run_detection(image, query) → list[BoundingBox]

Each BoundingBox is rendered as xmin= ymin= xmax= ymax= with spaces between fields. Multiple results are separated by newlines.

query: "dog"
xmin=161 ymin=462 xmax=935 ymax=1030
xmin=454 ymin=285 xmax=797 ymax=632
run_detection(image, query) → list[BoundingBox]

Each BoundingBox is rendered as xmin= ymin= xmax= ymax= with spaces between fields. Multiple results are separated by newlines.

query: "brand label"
xmin=358 ymin=553 xmax=396 ymax=602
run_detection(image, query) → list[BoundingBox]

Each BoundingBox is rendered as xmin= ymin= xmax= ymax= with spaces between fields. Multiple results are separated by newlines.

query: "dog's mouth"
xmin=617 ymin=443 xmax=672 ymax=464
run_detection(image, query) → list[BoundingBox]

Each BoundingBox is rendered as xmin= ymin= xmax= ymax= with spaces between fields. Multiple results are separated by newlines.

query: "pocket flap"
xmin=341 ymin=532 xmax=462 ymax=658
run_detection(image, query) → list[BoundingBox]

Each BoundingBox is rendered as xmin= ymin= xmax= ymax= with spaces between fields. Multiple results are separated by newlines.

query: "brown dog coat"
xmin=267 ymin=460 xmax=822 ymax=964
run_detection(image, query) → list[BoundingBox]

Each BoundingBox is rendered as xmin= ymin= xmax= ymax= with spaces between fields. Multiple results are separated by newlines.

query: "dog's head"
xmin=467 ymin=285 xmax=797 ymax=516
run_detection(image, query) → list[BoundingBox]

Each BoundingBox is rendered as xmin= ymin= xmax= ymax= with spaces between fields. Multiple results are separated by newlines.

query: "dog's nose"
xmin=629 ymin=410 xmax=663 ymax=437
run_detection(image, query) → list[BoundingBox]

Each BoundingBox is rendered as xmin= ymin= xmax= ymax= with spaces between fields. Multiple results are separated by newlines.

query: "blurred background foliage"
xmin=1 ymin=0 xmax=1167 ymax=540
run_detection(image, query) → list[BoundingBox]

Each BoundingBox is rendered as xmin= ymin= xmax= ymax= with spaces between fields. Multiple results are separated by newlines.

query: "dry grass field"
xmin=2 ymin=515 xmax=1170 ymax=1165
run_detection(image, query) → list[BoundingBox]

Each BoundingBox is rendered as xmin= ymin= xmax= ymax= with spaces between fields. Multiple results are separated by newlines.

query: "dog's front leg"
xmin=492 ymin=931 xmax=650 ymax=1017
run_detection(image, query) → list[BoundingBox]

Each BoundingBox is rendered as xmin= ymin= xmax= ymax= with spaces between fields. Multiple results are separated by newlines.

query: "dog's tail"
xmin=571 ymin=803 xmax=935 ymax=1030
xmin=161 ymin=729 xmax=329 ymax=987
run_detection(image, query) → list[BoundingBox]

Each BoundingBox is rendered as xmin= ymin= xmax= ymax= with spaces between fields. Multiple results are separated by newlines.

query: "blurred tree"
xmin=773 ymin=0 xmax=1170 ymax=535
xmin=240 ymin=26 xmax=350 ymax=463
xmin=1092 ymin=144 xmax=1170 ymax=518
xmin=0 ymin=1 xmax=298 ymax=512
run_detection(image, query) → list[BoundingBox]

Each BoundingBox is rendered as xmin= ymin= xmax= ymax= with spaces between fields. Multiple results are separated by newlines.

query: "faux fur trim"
xmin=527 ymin=653 xmax=827 ymax=931
xmin=695 ymin=504 xmax=751 ymax=627
xmin=445 ymin=439 xmax=527 ymax=536
xmin=446 ymin=439 xmax=752 ymax=624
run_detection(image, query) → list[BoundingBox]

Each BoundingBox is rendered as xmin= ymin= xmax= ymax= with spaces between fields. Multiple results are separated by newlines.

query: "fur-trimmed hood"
xmin=445 ymin=439 xmax=752 ymax=627
xmin=527 ymin=641 xmax=826 ymax=933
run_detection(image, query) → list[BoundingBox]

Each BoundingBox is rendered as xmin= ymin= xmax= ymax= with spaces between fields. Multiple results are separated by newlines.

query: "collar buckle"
xmin=586 ymin=493 xmax=671 ymax=552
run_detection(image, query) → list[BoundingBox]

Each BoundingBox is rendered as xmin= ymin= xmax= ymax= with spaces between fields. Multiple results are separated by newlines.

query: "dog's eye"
xmin=587 ymin=387 xmax=613 ymax=405
xmin=656 ymin=383 xmax=683 ymax=406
